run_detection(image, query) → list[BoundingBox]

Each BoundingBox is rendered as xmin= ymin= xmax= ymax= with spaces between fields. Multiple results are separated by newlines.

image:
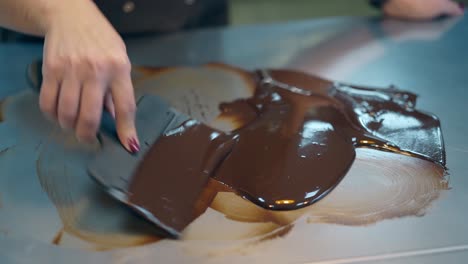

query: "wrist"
xmin=33 ymin=0 xmax=66 ymax=35
xmin=40 ymin=0 xmax=99 ymax=34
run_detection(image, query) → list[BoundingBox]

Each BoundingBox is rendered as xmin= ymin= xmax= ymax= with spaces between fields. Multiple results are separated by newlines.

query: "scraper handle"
xmin=26 ymin=58 xmax=119 ymax=141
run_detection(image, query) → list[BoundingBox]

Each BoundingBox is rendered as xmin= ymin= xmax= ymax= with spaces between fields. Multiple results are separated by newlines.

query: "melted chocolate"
xmin=128 ymin=67 xmax=445 ymax=235
xmin=128 ymin=120 xmax=235 ymax=235
xmin=214 ymin=83 xmax=357 ymax=210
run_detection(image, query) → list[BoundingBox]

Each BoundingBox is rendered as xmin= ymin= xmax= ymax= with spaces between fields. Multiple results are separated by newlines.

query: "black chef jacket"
xmin=0 ymin=0 xmax=228 ymax=42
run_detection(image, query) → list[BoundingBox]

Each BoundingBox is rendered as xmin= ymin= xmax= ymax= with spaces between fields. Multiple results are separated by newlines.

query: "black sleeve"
xmin=369 ymin=0 xmax=390 ymax=9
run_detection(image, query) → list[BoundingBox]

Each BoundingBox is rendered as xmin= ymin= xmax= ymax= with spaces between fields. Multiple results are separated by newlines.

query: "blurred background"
xmin=2 ymin=0 xmax=379 ymax=42
xmin=2 ymin=0 xmax=468 ymax=42
xmin=229 ymin=0 xmax=377 ymax=25
xmin=229 ymin=0 xmax=468 ymax=25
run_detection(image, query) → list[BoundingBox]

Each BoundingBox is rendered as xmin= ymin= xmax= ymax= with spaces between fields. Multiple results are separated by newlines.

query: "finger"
xmin=104 ymin=92 xmax=116 ymax=119
xmin=39 ymin=47 xmax=64 ymax=121
xmin=57 ymin=72 xmax=81 ymax=130
xmin=75 ymin=78 xmax=105 ymax=142
xmin=39 ymin=72 xmax=60 ymax=121
xmin=111 ymin=74 xmax=139 ymax=153
xmin=441 ymin=0 xmax=464 ymax=16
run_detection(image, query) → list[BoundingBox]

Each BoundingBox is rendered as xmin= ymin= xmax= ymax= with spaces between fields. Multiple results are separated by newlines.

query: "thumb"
xmin=441 ymin=0 xmax=464 ymax=16
xmin=111 ymin=75 xmax=140 ymax=153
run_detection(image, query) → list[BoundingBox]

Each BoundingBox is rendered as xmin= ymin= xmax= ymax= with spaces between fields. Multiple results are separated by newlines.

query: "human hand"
xmin=39 ymin=1 xmax=139 ymax=153
xmin=383 ymin=0 xmax=464 ymax=20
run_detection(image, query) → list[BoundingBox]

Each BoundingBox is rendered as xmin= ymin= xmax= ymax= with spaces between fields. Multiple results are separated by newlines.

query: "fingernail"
xmin=128 ymin=137 xmax=140 ymax=153
xmin=459 ymin=2 xmax=465 ymax=9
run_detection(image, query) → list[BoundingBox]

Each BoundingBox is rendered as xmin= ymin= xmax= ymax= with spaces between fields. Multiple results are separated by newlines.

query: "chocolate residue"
xmin=35 ymin=130 xmax=162 ymax=250
xmin=257 ymin=224 xmax=294 ymax=242
xmin=209 ymin=148 xmax=447 ymax=232
xmin=134 ymin=66 xmax=174 ymax=78
xmin=135 ymin=65 xmax=257 ymax=128
xmin=127 ymin=66 xmax=446 ymax=236
xmin=200 ymin=223 xmax=295 ymax=258
xmin=52 ymin=228 xmax=64 ymax=245
xmin=0 ymin=100 xmax=4 ymax=122
xmin=132 ymin=66 xmax=176 ymax=86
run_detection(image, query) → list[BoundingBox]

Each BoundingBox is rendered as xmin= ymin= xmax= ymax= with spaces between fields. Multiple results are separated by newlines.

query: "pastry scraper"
xmin=26 ymin=60 xmax=207 ymax=238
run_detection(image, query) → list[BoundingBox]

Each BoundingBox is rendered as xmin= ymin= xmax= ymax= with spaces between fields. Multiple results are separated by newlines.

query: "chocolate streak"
xmin=128 ymin=68 xmax=445 ymax=235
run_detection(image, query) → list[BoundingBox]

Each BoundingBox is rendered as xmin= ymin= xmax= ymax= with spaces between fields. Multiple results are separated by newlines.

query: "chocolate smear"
xmin=127 ymin=67 xmax=446 ymax=235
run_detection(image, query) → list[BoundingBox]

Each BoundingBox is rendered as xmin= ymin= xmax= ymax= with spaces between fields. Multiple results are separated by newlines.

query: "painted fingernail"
xmin=459 ymin=2 xmax=465 ymax=9
xmin=128 ymin=137 xmax=140 ymax=153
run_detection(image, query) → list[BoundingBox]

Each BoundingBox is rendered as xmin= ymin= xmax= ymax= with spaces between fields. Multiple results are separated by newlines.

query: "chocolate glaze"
xmin=214 ymin=83 xmax=357 ymax=209
xmin=128 ymin=120 xmax=235 ymax=235
xmin=128 ymin=67 xmax=445 ymax=234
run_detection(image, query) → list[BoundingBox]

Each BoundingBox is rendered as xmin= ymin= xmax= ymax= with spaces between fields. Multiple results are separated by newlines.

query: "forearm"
xmin=0 ymin=0 xmax=56 ymax=36
xmin=370 ymin=0 xmax=464 ymax=20
xmin=0 ymin=0 xmax=98 ymax=37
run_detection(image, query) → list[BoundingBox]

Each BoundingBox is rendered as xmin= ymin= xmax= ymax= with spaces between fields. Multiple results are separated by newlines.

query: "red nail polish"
xmin=128 ymin=138 xmax=140 ymax=153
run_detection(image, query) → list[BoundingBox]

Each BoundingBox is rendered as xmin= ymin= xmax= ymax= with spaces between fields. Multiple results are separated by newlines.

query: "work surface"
xmin=1 ymin=16 xmax=468 ymax=263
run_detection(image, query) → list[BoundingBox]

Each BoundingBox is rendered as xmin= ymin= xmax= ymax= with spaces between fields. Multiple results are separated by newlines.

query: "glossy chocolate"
xmin=128 ymin=67 xmax=445 ymax=234
xmin=128 ymin=120 xmax=235 ymax=236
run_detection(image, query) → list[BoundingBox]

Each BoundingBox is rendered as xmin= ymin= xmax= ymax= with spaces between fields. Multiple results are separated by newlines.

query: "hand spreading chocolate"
xmin=0 ymin=0 xmax=139 ymax=153
xmin=40 ymin=2 xmax=139 ymax=153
